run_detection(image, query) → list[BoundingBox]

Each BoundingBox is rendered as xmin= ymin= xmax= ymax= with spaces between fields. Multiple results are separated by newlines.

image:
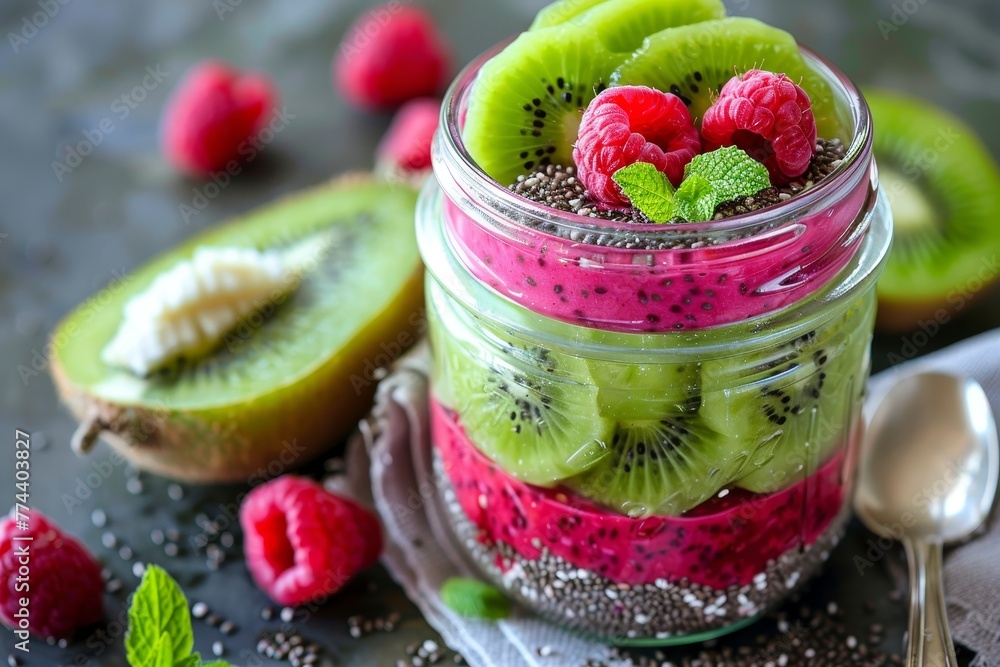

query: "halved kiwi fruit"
xmin=699 ymin=297 xmax=874 ymax=493
xmin=612 ymin=17 xmax=842 ymax=138
xmin=866 ymin=90 xmax=1000 ymax=332
xmin=51 ymin=175 xmax=424 ymax=482
xmin=464 ymin=0 xmax=727 ymax=186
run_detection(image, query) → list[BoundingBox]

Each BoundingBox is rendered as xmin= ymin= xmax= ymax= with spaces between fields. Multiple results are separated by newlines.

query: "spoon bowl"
xmin=855 ymin=371 xmax=999 ymax=667
xmin=856 ymin=372 xmax=999 ymax=542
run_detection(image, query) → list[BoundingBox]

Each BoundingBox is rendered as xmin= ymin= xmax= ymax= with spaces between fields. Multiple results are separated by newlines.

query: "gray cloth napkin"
xmin=335 ymin=331 xmax=1000 ymax=667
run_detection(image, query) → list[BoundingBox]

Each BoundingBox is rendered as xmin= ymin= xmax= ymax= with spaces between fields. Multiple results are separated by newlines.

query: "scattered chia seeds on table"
xmin=506 ymin=138 xmax=847 ymax=250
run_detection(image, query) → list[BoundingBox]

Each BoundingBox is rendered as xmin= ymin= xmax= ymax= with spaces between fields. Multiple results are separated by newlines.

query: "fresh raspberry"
xmin=376 ymin=97 xmax=440 ymax=179
xmin=573 ymin=85 xmax=701 ymax=207
xmin=161 ymin=60 xmax=276 ymax=176
xmin=701 ymin=70 xmax=818 ymax=183
xmin=0 ymin=510 xmax=104 ymax=639
xmin=334 ymin=4 xmax=450 ymax=111
xmin=240 ymin=475 xmax=382 ymax=606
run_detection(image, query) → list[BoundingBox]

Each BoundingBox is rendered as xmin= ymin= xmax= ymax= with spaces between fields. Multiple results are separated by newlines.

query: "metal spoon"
xmin=855 ymin=372 xmax=998 ymax=667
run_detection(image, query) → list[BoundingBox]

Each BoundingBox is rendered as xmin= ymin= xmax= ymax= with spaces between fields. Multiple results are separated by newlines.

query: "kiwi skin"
xmin=867 ymin=91 xmax=1000 ymax=332
xmin=875 ymin=287 xmax=998 ymax=334
xmin=51 ymin=174 xmax=425 ymax=483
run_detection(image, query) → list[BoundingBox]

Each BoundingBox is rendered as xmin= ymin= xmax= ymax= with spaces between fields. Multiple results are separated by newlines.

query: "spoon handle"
xmin=904 ymin=538 xmax=959 ymax=667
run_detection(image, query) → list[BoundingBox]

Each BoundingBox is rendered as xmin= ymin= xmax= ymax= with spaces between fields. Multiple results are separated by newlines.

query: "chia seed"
xmin=506 ymin=139 xmax=847 ymax=251
xmin=126 ymin=476 xmax=143 ymax=495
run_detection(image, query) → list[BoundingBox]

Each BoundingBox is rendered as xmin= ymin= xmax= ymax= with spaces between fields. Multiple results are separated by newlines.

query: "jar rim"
xmin=418 ymin=180 xmax=893 ymax=362
xmin=436 ymin=39 xmax=872 ymax=240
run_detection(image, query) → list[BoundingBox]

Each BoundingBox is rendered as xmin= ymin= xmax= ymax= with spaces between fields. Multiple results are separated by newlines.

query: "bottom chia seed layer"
xmin=436 ymin=451 xmax=851 ymax=642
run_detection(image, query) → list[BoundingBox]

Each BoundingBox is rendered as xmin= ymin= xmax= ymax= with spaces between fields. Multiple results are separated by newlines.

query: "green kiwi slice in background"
xmin=612 ymin=17 xmax=842 ymax=138
xmin=698 ymin=296 xmax=874 ymax=494
xmin=865 ymin=90 xmax=1000 ymax=332
xmin=51 ymin=175 xmax=424 ymax=482
xmin=463 ymin=0 xmax=727 ymax=186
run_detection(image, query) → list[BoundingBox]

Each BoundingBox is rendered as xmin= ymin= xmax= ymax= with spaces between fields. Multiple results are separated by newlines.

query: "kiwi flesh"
xmin=612 ymin=17 xmax=841 ymax=138
xmin=865 ymin=90 xmax=1000 ymax=332
xmin=51 ymin=175 xmax=424 ymax=482
xmin=436 ymin=313 xmax=614 ymax=485
xmin=464 ymin=0 xmax=728 ymax=186
xmin=699 ymin=297 xmax=874 ymax=493
xmin=566 ymin=413 xmax=747 ymax=517
xmin=529 ymin=0 xmax=609 ymax=30
xmin=588 ymin=358 xmax=701 ymax=422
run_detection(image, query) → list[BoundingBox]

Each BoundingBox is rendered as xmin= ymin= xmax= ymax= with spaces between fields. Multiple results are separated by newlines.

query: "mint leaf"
xmin=675 ymin=146 xmax=772 ymax=221
xmin=611 ymin=162 xmax=677 ymax=223
xmin=441 ymin=577 xmax=511 ymax=620
xmin=151 ymin=633 xmax=173 ymax=667
xmin=202 ymin=662 xmax=235 ymax=667
xmin=126 ymin=566 xmax=194 ymax=667
xmin=675 ymin=175 xmax=717 ymax=223
xmin=178 ymin=655 xmax=202 ymax=667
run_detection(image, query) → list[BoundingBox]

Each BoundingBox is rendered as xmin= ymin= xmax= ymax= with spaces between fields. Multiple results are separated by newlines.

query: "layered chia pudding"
xmin=417 ymin=0 xmax=892 ymax=644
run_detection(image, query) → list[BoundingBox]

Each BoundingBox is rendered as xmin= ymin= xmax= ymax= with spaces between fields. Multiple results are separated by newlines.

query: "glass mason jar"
xmin=417 ymin=44 xmax=892 ymax=645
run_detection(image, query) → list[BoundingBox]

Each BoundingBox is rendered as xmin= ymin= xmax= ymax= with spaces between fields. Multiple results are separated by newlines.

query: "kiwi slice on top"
xmin=529 ymin=0 xmax=609 ymax=30
xmin=52 ymin=175 xmax=424 ymax=482
xmin=464 ymin=0 xmax=728 ymax=186
xmin=866 ymin=91 xmax=1000 ymax=331
xmin=612 ymin=17 xmax=841 ymax=137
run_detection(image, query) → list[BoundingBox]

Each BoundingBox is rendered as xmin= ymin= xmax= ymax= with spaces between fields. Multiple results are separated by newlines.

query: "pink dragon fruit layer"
xmin=442 ymin=165 xmax=872 ymax=332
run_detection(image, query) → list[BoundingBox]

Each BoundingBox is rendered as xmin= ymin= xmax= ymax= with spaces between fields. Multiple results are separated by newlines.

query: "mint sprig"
xmin=611 ymin=162 xmax=677 ymax=223
xmin=676 ymin=146 xmax=773 ymax=222
xmin=675 ymin=174 xmax=716 ymax=222
xmin=612 ymin=146 xmax=773 ymax=223
xmin=127 ymin=565 xmax=234 ymax=667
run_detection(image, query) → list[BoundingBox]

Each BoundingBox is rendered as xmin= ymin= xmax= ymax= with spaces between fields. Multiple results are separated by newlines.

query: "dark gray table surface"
xmin=2 ymin=0 xmax=999 ymax=665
